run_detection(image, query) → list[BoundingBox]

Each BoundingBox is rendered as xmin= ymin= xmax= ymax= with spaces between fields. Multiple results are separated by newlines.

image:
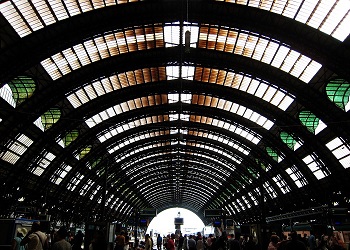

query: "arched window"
xmin=8 ymin=76 xmax=36 ymax=105
xmin=280 ymin=131 xmax=297 ymax=150
xmin=298 ymin=110 xmax=319 ymax=134
xmin=63 ymin=130 xmax=79 ymax=147
xmin=41 ymin=108 xmax=61 ymax=130
xmin=326 ymin=78 xmax=350 ymax=111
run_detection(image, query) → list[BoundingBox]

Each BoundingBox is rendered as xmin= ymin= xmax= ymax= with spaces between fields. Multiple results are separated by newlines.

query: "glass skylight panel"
xmin=199 ymin=26 xmax=322 ymax=83
xmin=0 ymin=134 xmax=34 ymax=164
xmin=219 ymin=0 xmax=350 ymax=41
xmin=67 ymin=68 xmax=166 ymax=108
xmin=166 ymin=66 xmax=180 ymax=80
xmin=228 ymin=103 xmax=274 ymax=130
xmin=50 ymin=163 xmax=72 ymax=185
xmin=314 ymin=119 xmax=327 ymax=135
xmin=80 ymin=179 xmax=93 ymax=196
xmin=190 ymin=154 xmax=231 ymax=176
xmin=302 ymin=154 xmax=329 ymax=180
xmin=248 ymin=192 xmax=258 ymax=205
xmin=183 ymin=23 xmax=199 ymax=47
xmin=272 ymin=174 xmax=291 ymax=194
xmin=205 ymin=132 xmax=251 ymax=155
xmin=166 ymin=66 xmax=195 ymax=80
xmin=285 ymin=165 xmax=307 ymax=188
xmin=42 ymin=26 xmax=164 ymax=80
xmin=233 ymin=201 xmax=241 ymax=212
xmin=0 ymin=84 xmax=16 ymax=107
xmin=242 ymin=196 xmax=251 ymax=208
xmin=67 ymin=173 xmax=83 ymax=191
xmin=0 ymin=1 xmax=31 ymax=37
xmin=263 ymin=181 xmax=277 ymax=198
xmin=32 ymin=150 xmax=56 ymax=176
xmin=164 ymin=23 xmax=180 ymax=47
xmin=0 ymin=0 xmax=142 ymax=37
xmin=326 ymin=137 xmax=350 ymax=169
xmin=195 ymin=68 xmax=295 ymax=111
xmin=197 ymin=144 xmax=241 ymax=164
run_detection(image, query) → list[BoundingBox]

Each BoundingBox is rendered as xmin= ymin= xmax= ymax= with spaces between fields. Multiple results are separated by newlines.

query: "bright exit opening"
xmin=146 ymin=208 xmax=206 ymax=237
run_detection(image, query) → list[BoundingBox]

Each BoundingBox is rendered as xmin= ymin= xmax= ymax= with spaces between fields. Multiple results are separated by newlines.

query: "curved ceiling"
xmin=0 ymin=0 xmax=349 ymax=225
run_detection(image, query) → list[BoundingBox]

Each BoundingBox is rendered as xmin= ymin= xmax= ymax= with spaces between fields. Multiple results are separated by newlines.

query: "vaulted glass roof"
xmin=0 ymin=0 xmax=349 ymax=225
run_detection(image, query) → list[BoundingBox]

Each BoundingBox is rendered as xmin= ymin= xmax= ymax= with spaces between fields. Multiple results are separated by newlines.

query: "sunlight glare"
xmin=146 ymin=208 xmax=205 ymax=237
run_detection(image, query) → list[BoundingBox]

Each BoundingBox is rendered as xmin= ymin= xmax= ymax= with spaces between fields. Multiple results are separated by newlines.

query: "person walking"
xmin=157 ymin=234 xmax=163 ymax=250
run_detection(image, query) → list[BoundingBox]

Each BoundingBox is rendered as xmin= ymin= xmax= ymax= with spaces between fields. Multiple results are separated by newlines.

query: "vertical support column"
xmin=101 ymin=159 xmax=109 ymax=221
xmin=258 ymin=160 xmax=267 ymax=250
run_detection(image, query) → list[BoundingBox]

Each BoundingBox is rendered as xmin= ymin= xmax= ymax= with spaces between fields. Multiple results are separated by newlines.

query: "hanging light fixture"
xmin=185 ymin=30 xmax=191 ymax=53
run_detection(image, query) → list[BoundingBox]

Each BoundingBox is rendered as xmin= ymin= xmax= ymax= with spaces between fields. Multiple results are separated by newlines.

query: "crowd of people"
xmin=150 ymin=230 xmax=347 ymax=250
xmin=12 ymin=222 xmax=348 ymax=250
xmin=267 ymin=231 xmax=347 ymax=250
xmin=12 ymin=221 xmax=85 ymax=250
xmin=155 ymin=231 xmax=257 ymax=250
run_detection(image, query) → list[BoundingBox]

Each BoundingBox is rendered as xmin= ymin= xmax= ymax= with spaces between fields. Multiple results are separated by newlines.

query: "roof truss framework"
xmin=0 ymin=0 xmax=349 ymax=224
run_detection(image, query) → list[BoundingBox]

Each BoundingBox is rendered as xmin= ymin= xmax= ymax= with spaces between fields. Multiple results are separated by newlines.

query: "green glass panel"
xmin=280 ymin=131 xmax=297 ymax=150
xmin=63 ymin=130 xmax=79 ymax=147
xmin=90 ymin=158 xmax=101 ymax=169
xmin=79 ymin=146 xmax=92 ymax=159
xmin=41 ymin=108 xmax=61 ymax=130
xmin=8 ymin=76 xmax=36 ymax=105
xmin=266 ymin=147 xmax=278 ymax=162
xmin=247 ymin=166 xmax=257 ymax=178
xmin=298 ymin=110 xmax=319 ymax=134
xmin=230 ymin=184 xmax=237 ymax=191
xmin=255 ymin=158 xmax=266 ymax=171
xmin=326 ymin=79 xmax=350 ymax=111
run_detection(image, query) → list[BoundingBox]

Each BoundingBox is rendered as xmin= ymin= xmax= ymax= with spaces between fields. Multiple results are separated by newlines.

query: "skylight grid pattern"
xmin=242 ymin=196 xmax=251 ymax=208
xmin=302 ymin=154 xmax=329 ymax=180
xmin=0 ymin=0 xmax=141 ymax=38
xmin=248 ymin=192 xmax=259 ymax=205
xmin=190 ymin=115 xmax=262 ymax=145
xmin=50 ymin=162 xmax=72 ymax=185
xmin=189 ymin=153 xmax=232 ymax=176
xmin=128 ymin=163 xmax=169 ymax=179
xmin=188 ymin=143 xmax=242 ymax=165
xmin=32 ymin=150 xmax=56 ymax=176
xmin=198 ymin=26 xmax=322 ymax=83
xmin=263 ymin=181 xmax=277 ymax=198
xmin=195 ymin=67 xmax=295 ymax=111
xmin=67 ymin=67 xmax=166 ymax=108
xmin=326 ymin=137 xmax=350 ymax=169
xmin=118 ymin=142 xmax=171 ymax=160
xmin=108 ymin=130 xmax=170 ymax=154
xmin=67 ymin=173 xmax=84 ymax=191
xmin=217 ymin=0 xmax=350 ymax=41
xmin=166 ymin=66 xmax=195 ymax=80
xmin=80 ymin=179 xmax=94 ymax=196
xmin=188 ymin=130 xmax=251 ymax=155
xmin=232 ymin=201 xmax=242 ymax=212
xmin=272 ymin=174 xmax=291 ymax=194
xmin=0 ymin=134 xmax=33 ymax=164
xmin=285 ymin=165 xmax=308 ymax=188
xmin=85 ymin=95 xmax=168 ymax=128
xmin=41 ymin=26 xmax=164 ymax=80
xmin=184 ymin=177 xmax=219 ymax=195
xmin=0 ymin=84 xmax=16 ymax=107
xmin=191 ymin=96 xmax=274 ymax=130
xmin=116 ymin=146 xmax=169 ymax=166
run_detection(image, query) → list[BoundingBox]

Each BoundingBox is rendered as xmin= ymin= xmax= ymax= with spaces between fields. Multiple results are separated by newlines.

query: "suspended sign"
xmin=140 ymin=208 xmax=157 ymax=217
xmin=204 ymin=209 xmax=223 ymax=217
